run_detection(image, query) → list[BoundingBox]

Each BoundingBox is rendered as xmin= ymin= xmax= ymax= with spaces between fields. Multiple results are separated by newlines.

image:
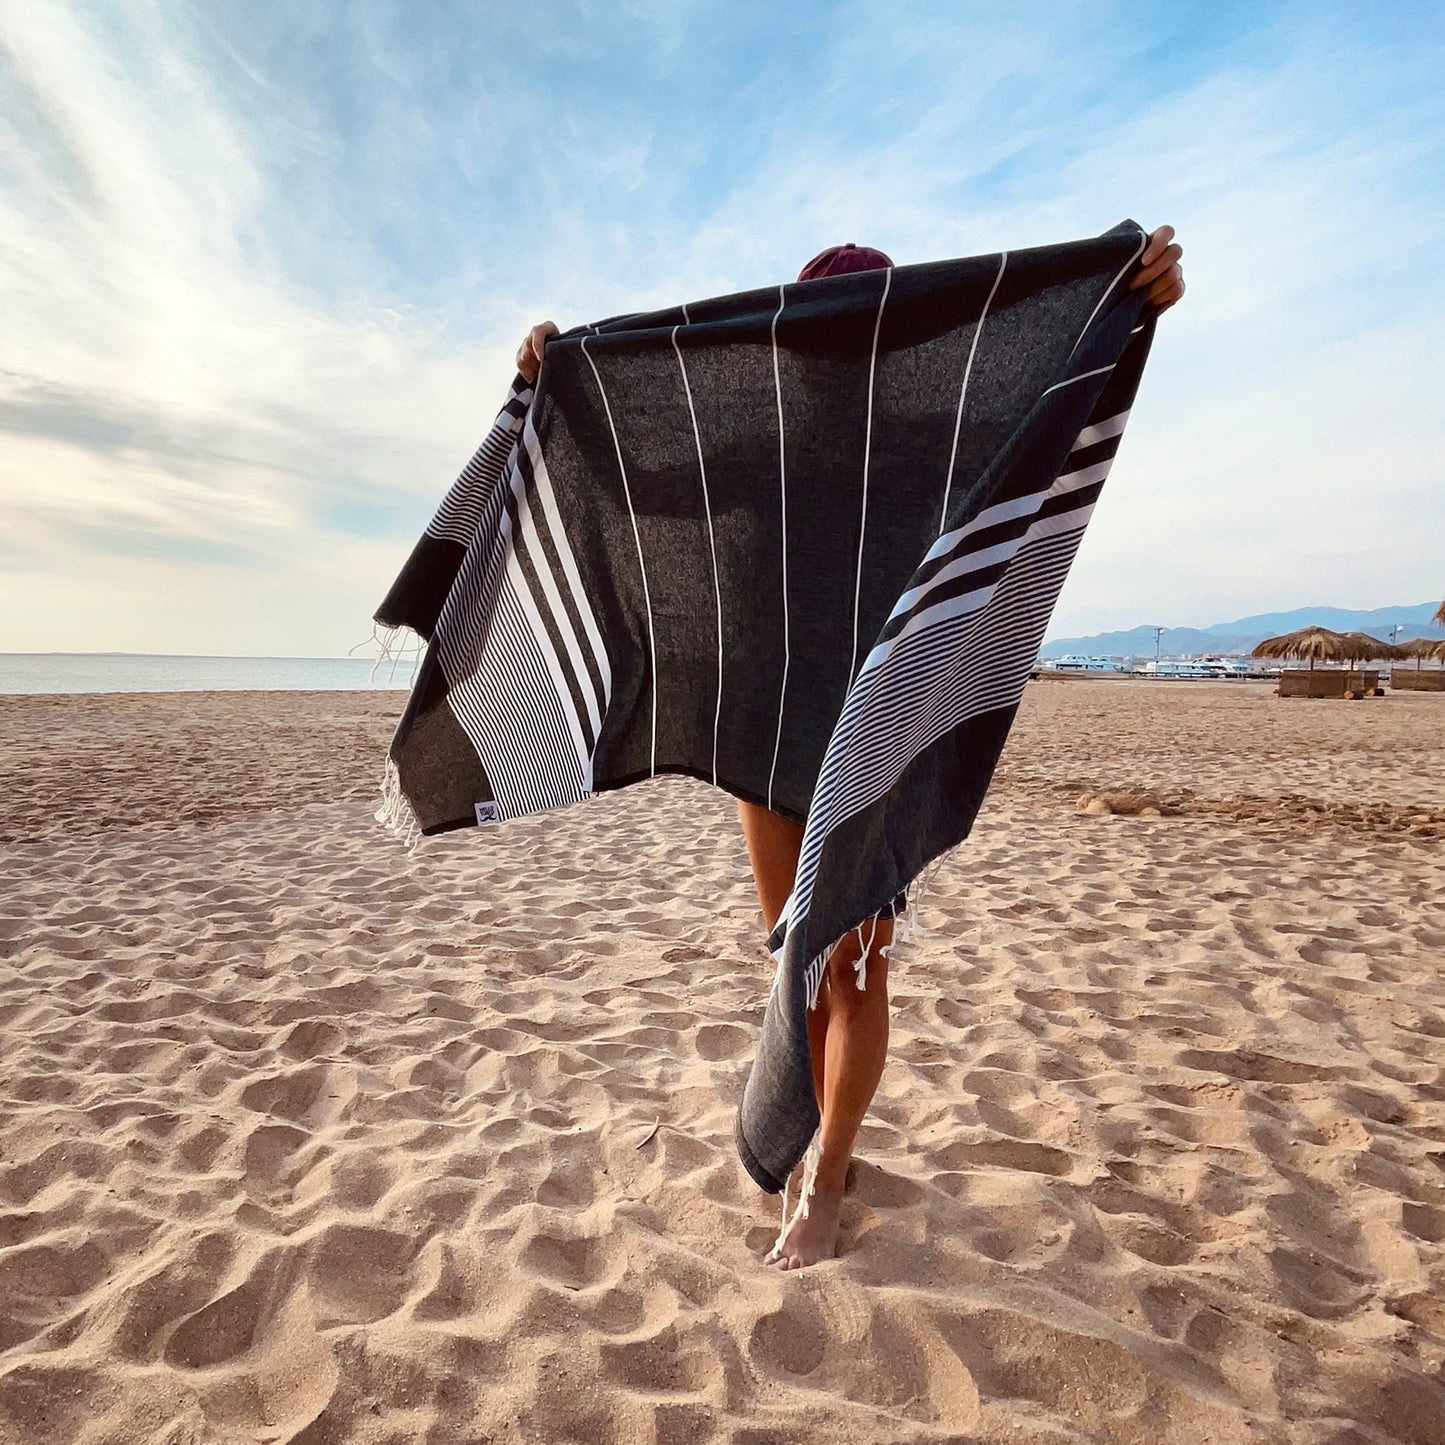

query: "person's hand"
xmin=1129 ymin=225 xmax=1185 ymax=312
xmin=516 ymin=320 xmax=559 ymax=383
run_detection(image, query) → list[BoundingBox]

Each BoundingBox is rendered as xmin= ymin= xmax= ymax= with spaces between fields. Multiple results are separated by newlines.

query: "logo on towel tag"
xmin=474 ymin=801 xmax=500 ymax=825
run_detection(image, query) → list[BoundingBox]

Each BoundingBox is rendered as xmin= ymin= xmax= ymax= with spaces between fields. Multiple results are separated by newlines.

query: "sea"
xmin=0 ymin=654 xmax=418 ymax=695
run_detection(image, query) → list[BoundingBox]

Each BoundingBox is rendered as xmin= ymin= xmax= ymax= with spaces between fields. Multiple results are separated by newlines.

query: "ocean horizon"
xmin=0 ymin=652 xmax=418 ymax=695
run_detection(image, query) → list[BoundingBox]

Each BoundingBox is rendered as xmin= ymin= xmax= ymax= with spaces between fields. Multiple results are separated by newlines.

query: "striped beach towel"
xmin=375 ymin=220 xmax=1157 ymax=1193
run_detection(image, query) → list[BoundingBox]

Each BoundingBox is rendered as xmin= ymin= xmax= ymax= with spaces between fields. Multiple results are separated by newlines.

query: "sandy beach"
xmin=2 ymin=679 xmax=1444 ymax=1444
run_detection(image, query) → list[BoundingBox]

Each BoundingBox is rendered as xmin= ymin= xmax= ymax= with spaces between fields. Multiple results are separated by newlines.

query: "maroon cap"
xmin=796 ymin=242 xmax=894 ymax=282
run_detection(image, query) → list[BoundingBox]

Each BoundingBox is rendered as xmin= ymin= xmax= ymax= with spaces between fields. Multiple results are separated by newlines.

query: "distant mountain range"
xmin=1040 ymin=601 xmax=1445 ymax=660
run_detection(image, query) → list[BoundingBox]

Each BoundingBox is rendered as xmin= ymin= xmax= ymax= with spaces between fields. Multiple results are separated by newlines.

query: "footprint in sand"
xmin=163 ymin=1262 xmax=285 ymax=1370
xmin=1096 ymin=1213 xmax=1196 ymax=1266
xmin=103 ymin=1233 xmax=237 ymax=1363
xmin=277 ymin=1018 xmax=344 ymax=1060
xmin=848 ymin=1159 xmax=925 ymax=1209
xmin=1267 ymin=1243 xmax=1372 ymax=1320
xmin=694 ymin=1022 xmax=750 ymax=1061
xmin=307 ymin=1222 xmax=421 ymax=1325
xmin=238 ymin=1063 xmax=356 ymax=1127
xmin=411 ymin=1241 xmax=486 ymax=1323
xmin=935 ymin=1137 xmax=1075 ymax=1177
xmin=1402 ymin=1203 xmax=1445 ymax=1244
xmin=325 ymin=1154 xmax=399 ymax=1211
xmin=1176 ymin=1046 xmax=1341 ymax=1085
xmin=0 ymin=1363 xmax=108 ymax=1442
xmin=598 ymin=1321 xmax=729 ymax=1395
xmin=536 ymin=1162 xmax=600 ymax=1210
xmin=162 ymin=1264 xmax=339 ymax=1436
xmin=749 ymin=1294 xmax=826 ymax=1377
xmin=516 ymin=1229 xmax=623 ymax=1293
xmin=0 ymin=1240 xmax=110 ymax=1347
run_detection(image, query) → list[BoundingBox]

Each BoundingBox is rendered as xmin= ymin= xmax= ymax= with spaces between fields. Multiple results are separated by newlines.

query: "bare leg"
xmin=735 ymin=799 xmax=802 ymax=932
xmin=736 ymin=801 xmax=892 ymax=1266
xmin=737 ymin=802 xmax=825 ymax=1107
xmin=806 ymin=984 xmax=829 ymax=1113
xmin=769 ymin=925 xmax=891 ymax=1269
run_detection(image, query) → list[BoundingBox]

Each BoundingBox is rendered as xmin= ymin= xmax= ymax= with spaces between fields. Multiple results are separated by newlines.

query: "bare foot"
xmin=766 ymin=1182 xmax=844 ymax=1270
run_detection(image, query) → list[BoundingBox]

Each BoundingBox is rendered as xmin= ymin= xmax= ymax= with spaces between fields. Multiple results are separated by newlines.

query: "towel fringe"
xmin=796 ymin=850 xmax=950 ymax=1011
xmin=854 ymin=913 xmax=880 ymax=993
xmin=369 ymin=623 xmax=424 ymax=688
xmin=363 ymin=624 xmax=429 ymax=851
xmin=767 ymin=1126 xmax=822 ymax=1260
xmin=375 ymin=755 xmax=422 ymax=852
xmin=347 ymin=622 xmax=423 ymax=688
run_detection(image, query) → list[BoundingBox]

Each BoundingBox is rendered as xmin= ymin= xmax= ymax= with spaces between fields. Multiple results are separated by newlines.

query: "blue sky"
xmin=2 ymin=0 xmax=1442 ymax=654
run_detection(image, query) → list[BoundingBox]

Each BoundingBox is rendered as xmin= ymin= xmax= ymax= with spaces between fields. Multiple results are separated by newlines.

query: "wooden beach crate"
xmin=1277 ymin=669 xmax=1381 ymax=699
xmin=1390 ymin=669 xmax=1445 ymax=692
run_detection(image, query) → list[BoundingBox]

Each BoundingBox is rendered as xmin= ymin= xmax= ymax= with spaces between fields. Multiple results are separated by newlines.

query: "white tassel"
xmin=799 ymin=850 xmax=956 ymax=1009
xmin=854 ymin=913 xmax=880 ymax=993
xmin=796 ymin=1130 xmax=823 ymax=1220
xmin=766 ymin=1128 xmax=823 ymax=1261
xmin=375 ymin=756 xmax=422 ymax=852
xmin=354 ymin=623 xmax=395 ymax=684
xmin=771 ymin=1173 xmax=793 ymax=1259
xmin=366 ymin=624 xmax=430 ymax=851
xmin=356 ymin=622 xmax=425 ymax=688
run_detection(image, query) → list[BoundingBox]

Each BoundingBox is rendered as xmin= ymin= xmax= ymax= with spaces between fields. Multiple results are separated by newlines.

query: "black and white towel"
xmin=375 ymin=220 xmax=1158 ymax=1193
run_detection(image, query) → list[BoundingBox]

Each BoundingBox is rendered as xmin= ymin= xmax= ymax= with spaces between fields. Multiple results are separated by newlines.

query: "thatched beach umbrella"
xmin=1339 ymin=631 xmax=1402 ymax=663
xmin=1399 ymin=636 xmax=1445 ymax=669
xmin=1252 ymin=626 xmax=1348 ymax=672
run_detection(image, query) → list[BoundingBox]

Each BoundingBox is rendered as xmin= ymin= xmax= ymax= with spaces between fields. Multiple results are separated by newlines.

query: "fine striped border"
xmin=780 ymin=383 xmax=1136 ymax=1007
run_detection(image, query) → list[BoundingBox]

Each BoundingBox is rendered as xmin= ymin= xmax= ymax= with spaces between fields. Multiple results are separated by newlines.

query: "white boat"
xmin=1134 ymin=659 xmax=1211 ymax=679
xmin=1198 ymin=655 xmax=1252 ymax=679
xmin=1044 ymin=654 xmax=1118 ymax=673
xmin=1134 ymin=655 xmax=1251 ymax=680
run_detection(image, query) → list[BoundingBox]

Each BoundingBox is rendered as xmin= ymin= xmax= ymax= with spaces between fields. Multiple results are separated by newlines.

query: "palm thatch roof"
xmin=1252 ymin=626 xmax=1349 ymax=668
xmin=1339 ymin=631 xmax=1402 ymax=662
xmin=1398 ymin=635 xmax=1445 ymax=664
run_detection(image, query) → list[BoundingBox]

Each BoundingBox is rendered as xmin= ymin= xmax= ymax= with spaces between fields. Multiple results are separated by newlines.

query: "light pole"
xmin=1153 ymin=626 xmax=1165 ymax=664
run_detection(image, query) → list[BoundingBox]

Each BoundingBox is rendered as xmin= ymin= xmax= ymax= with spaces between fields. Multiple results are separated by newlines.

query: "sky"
xmin=2 ymin=0 xmax=1442 ymax=656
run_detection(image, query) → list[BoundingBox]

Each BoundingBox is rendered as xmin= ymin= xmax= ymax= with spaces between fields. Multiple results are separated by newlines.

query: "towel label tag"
xmin=474 ymin=801 xmax=500 ymax=825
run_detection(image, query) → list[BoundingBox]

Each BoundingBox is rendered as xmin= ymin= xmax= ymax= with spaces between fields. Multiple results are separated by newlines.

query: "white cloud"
xmin=0 ymin=0 xmax=1441 ymax=654
xmin=0 ymin=0 xmax=534 ymax=652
